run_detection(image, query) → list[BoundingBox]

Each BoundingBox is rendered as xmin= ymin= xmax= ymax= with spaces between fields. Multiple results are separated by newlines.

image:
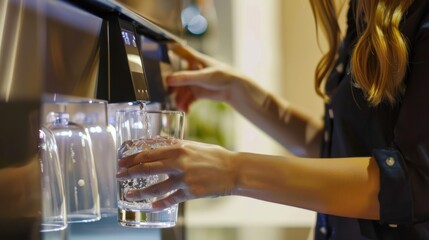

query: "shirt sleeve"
xmin=373 ymin=18 xmax=429 ymax=225
xmin=372 ymin=148 xmax=413 ymax=224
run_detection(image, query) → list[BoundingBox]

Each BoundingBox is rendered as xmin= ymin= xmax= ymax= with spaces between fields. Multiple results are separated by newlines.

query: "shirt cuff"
xmin=372 ymin=148 xmax=413 ymax=224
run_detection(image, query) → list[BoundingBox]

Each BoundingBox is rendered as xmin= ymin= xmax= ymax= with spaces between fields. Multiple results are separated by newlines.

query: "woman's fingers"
xmin=174 ymin=87 xmax=196 ymax=112
xmin=152 ymin=189 xmax=189 ymax=210
xmin=124 ymin=177 xmax=190 ymax=211
xmin=167 ymin=68 xmax=219 ymax=88
xmin=116 ymin=140 xmax=235 ymax=209
xmin=118 ymin=142 xmax=182 ymax=168
xmin=117 ymin=161 xmax=169 ymax=179
xmin=125 ymin=176 xmax=184 ymax=201
xmin=169 ymin=43 xmax=206 ymax=65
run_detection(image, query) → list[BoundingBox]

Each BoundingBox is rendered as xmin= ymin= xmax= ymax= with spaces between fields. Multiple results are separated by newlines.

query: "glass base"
xmin=68 ymin=213 xmax=101 ymax=223
xmin=118 ymin=206 xmax=177 ymax=228
xmin=40 ymin=223 xmax=67 ymax=232
xmin=101 ymin=207 xmax=118 ymax=218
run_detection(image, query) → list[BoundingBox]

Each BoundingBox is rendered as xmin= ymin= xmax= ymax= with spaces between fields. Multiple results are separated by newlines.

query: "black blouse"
xmin=315 ymin=0 xmax=429 ymax=239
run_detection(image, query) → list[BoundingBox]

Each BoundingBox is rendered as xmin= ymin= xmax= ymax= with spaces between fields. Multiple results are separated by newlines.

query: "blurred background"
xmin=118 ymin=0 xmax=326 ymax=239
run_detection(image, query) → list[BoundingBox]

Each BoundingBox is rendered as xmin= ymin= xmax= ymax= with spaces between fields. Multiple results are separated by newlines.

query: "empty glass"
xmin=39 ymin=127 xmax=67 ymax=232
xmin=79 ymin=112 xmax=117 ymax=216
xmin=46 ymin=112 xmax=100 ymax=223
xmin=116 ymin=110 xmax=185 ymax=228
xmin=43 ymin=97 xmax=119 ymax=217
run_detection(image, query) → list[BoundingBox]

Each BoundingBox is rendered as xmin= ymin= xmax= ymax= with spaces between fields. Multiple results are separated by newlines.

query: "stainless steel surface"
xmin=117 ymin=0 xmax=185 ymax=36
xmin=43 ymin=0 xmax=181 ymax=101
xmin=0 ymin=0 xmax=43 ymax=101
xmin=44 ymin=0 xmax=102 ymax=98
xmin=66 ymin=0 xmax=183 ymax=43
xmin=0 ymin=0 xmax=45 ymax=239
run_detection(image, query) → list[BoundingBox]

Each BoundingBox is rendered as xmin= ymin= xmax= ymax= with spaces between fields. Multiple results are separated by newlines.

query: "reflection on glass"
xmin=39 ymin=127 xmax=67 ymax=232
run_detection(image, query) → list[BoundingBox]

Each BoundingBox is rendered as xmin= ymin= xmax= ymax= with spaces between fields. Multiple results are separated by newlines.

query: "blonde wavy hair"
xmin=310 ymin=0 xmax=414 ymax=106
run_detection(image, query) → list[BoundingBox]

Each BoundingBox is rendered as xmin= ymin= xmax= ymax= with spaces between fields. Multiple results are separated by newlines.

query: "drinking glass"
xmin=81 ymin=112 xmax=117 ymax=216
xmin=43 ymin=97 xmax=118 ymax=217
xmin=68 ymin=101 xmax=117 ymax=217
xmin=116 ymin=110 xmax=185 ymax=228
xmin=39 ymin=127 xmax=67 ymax=232
xmin=107 ymin=101 xmax=143 ymax=128
xmin=46 ymin=112 xmax=101 ymax=223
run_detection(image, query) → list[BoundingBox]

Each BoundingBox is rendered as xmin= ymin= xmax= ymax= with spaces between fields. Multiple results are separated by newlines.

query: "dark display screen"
xmin=119 ymin=27 xmax=148 ymax=100
xmin=121 ymin=30 xmax=137 ymax=47
xmin=140 ymin=36 xmax=162 ymax=60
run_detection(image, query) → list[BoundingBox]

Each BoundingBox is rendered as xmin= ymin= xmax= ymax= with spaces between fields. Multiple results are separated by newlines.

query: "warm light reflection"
xmin=0 ymin=0 xmax=9 ymax=56
xmin=1 ymin=0 xmax=24 ymax=101
xmin=0 ymin=154 xmax=42 ymax=219
xmin=127 ymin=54 xmax=143 ymax=67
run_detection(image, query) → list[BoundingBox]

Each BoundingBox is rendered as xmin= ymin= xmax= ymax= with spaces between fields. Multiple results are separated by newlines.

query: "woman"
xmin=117 ymin=0 xmax=429 ymax=238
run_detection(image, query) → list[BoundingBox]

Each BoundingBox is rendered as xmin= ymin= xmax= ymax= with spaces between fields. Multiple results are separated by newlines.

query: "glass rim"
xmin=42 ymin=94 xmax=108 ymax=105
xmin=116 ymin=109 xmax=185 ymax=115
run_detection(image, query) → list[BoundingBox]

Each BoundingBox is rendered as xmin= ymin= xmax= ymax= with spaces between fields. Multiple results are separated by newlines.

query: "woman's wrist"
xmin=227 ymin=151 xmax=269 ymax=197
xmin=227 ymin=75 xmax=270 ymax=112
xmin=226 ymin=151 xmax=243 ymax=196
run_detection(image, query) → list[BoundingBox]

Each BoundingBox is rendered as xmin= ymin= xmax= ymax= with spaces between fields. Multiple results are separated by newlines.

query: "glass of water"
xmin=116 ymin=109 xmax=185 ymax=228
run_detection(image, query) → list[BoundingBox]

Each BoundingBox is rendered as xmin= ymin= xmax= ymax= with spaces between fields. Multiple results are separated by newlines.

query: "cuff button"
xmin=386 ymin=157 xmax=395 ymax=167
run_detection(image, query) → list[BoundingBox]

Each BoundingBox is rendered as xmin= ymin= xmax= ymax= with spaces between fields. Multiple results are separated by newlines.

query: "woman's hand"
xmin=167 ymin=43 xmax=248 ymax=112
xmin=116 ymin=140 xmax=237 ymax=210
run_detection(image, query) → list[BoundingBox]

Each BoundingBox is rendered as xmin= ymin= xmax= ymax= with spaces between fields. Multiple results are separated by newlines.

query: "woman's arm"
xmin=229 ymin=78 xmax=323 ymax=157
xmin=117 ymin=141 xmax=380 ymax=220
xmin=232 ymin=152 xmax=380 ymax=220
xmin=168 ymin=44 xmax=323 ymax=157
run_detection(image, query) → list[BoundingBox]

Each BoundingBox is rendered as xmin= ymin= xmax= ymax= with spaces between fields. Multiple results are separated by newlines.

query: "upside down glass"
xmin=39 ymin=127 xmax=67 ymax=232
xmin=46 ymin=112 xmax=101 ymax=223
xmin=43 ymin=97 xmax=118 ymax=217
xmin=116 ymin=110 xmax=185 ymax=228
